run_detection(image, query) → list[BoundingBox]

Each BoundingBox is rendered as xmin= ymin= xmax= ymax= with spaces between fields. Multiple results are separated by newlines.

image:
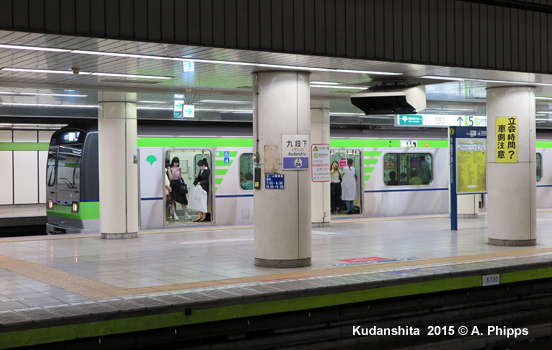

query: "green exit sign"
xmin=398 ymin=114 xmax=423 ymax=126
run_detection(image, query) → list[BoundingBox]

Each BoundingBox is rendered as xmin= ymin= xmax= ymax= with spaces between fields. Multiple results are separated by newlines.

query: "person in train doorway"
xmin=387 ymin=171 xmax=399 ymax=185
xmin=242 ymin=172 xmax=254 ymax=190
xmin=409 ymin=170 xmax=423 ymax=185
xmin=420 ymin=157 xmax=431 ymax=184
xmin=330 ymin=161 xmax=343 ymax=214
xmin=341 ymin=158 xmax=357 ymax=214
xmin=168 ymin=157 xmax=191 ymax=221
xmin=164 ymin=170 xmax=172 ymax=224
xmin=194 ymin=158 xmax=211 ymax=222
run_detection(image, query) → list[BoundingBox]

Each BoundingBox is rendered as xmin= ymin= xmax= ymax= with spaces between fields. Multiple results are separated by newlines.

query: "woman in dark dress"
xmin=167 ymin=157 xmax=190 ymax=221
xmin=193 ymin=158 xmax=210 ymax=222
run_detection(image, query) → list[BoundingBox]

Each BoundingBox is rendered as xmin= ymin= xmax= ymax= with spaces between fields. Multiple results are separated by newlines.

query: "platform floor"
xmin=0 ymin=212 xmax=550 ymax=308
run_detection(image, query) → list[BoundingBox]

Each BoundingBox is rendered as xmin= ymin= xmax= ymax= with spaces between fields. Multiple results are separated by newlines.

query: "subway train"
xmin=45 ymin=122 xmax=552 ymax=234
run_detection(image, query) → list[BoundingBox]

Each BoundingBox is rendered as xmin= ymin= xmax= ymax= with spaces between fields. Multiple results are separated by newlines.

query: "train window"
xmin=46 ymin=149 xmax=57 ymax=186
xmin=56 ymin=146 xmax=81 ymax=189
xmin=537 ymin=153 xmax=542 ymax=182
xmin=240 ymin=153 xmax=254 ymax=190
xmin=384 ymin=153 xmax=432 ymax=186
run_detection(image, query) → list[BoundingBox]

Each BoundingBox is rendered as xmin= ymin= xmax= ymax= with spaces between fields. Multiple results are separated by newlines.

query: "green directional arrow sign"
xmin=174 ymin=100 xmax=183 ymax=118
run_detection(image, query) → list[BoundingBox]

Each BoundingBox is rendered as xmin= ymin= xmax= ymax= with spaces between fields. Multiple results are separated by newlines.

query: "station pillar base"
xmin=101 ymin=232 xmax=138 ymax=240
xmin=488 ymin=238 xmax=536 ymax=246
xmin=255 ymin=258 xmax=311 ymax=268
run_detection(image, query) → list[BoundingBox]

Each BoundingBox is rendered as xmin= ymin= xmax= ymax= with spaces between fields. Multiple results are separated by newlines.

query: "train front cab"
xmin=46 ymin=128 xmax=99 ymax=234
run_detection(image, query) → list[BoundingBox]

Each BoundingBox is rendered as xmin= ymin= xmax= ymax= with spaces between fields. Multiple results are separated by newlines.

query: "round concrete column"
xmin=487 ymin=86 xmax=536 ymax=246
xmin=98 ymin=92 xmax=138 ymax=239
xmin=311 ymin=101 xmax=331 ymax=228
xmin=253 ymin=71 xmax=312 ymax=267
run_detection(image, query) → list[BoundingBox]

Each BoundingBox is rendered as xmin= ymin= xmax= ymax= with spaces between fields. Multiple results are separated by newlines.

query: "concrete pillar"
xmin=98 ymin=92 xmax=138 ymax=239
xmin=311 ymin=101 xmax=331 ymax=227
xmin=253 ymin=71 xmax=311 ymax=267
xmin=487 ymin=86 xmax=536 ymax=246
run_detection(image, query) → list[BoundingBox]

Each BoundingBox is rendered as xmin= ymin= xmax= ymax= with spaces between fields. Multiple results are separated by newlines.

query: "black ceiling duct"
xmin=351 ymin=83 xmax=426 ymax=115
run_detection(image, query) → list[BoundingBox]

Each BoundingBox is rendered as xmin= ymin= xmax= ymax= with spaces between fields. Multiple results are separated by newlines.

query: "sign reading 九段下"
xmin=282 ymin=134 xmax=309 ymax=170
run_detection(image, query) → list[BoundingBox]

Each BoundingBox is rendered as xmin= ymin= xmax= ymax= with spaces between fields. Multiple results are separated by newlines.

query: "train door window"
xmin=537 ymin=153 xmax=542 ymax=182
xmin=47 ymin=148 xmax=57 ymax=187
xmin=329 ymin=149 xmax=362 ymax=215
xmin=384 ymin=153 xmax=432 ymax=185
xmin=56 ymin=146 xmax=81 ymax=190
xmin=383 ymin=154 xmax=399 ymax=185
xmin=240 ymin=153 xmax=254 ymax=190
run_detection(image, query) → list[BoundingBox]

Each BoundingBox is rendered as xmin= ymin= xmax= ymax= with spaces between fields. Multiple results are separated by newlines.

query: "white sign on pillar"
xmin=311 ymin=144 xmax=330 ymax=182
xmin=282 ymin=134 xmax=309 ymax=170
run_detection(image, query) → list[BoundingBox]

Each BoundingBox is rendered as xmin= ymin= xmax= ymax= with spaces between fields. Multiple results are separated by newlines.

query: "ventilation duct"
xmin=351 ymin=83 xmax=426 ymax=115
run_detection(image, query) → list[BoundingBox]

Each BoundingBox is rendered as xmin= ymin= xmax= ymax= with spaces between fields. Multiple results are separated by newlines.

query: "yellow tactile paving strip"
xmin=0 ymin=247 xmax=552 ymax=300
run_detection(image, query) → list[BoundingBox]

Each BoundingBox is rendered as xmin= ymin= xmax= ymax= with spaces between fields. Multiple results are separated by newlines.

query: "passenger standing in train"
xmin=420 ymin=157 xmax=431 ymax=184
xmin=168 ymin=157 xmax=191 ymax=221
xmin=242 ymin=172 xmax=254 ymax=190
xmin=409 ymin=170 xmax=422 ymax=185
xmin=330 ymin=161 xmax=343 ymax=214
xmin=341 ymin=158 xmax=357 ymax=214
xmin=194 ymin=158 xmax=211 ymax=222
xmin=387 ymin=171 xmax=399 ymax=185
xmin=165 ymin=170 xmax=172 ymax=223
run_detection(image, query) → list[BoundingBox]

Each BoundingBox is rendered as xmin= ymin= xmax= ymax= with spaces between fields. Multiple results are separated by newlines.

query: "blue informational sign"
xmin=265 ymin=174 xmax=285 ymax=190
xmin=224 ymin=151 xmax=229 ymax=157
xmin=283 ymin=157 xmax=309 ymax=170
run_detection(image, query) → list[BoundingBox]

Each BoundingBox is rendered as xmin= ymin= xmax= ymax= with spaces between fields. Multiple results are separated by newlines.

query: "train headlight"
xmin=71 ymin=202 xmax=79 ymax=213
xmin=47 ymin=200 xmax=54 ymax=210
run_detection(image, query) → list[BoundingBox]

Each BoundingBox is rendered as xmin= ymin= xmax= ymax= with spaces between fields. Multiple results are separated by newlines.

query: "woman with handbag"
xmin=193 ymin=158 xmax=210 ymax=222
xmin=168 ymin=157 xmax=191 ymax=221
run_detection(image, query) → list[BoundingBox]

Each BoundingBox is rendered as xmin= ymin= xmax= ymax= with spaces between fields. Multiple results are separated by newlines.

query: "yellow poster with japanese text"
xmin=457 ymin=138 xmax=486 ymax=193
xmin=496 ymin=117 xmax=517 ymax=163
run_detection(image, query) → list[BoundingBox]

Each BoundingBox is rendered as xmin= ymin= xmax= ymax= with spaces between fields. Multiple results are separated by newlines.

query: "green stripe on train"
xmin=416 ymin=140 xmax=448 ymax=148
xmin=363 ymin=151 xmax=382 ymax=156
xmin=364 ymin=167 xmax=374 ymax=173
xmin=330 ymin=139 xmax=400 ymax=148
xmin=364 ymin=159 xmax=378 ymax=165
xmin=137 ymin=138 xmax=253 ymax=148
xmin=47 ymin=202 xmax=100 ymax=220
xmin=215 ymin=169 xmax=228 ymax=176
xmin=215 ymin=160 xmax=233 ymax=166
xmin=0 ymin=143 xmax=49 ymax=151
xmin=536 ymin=141 xmax=552 ymax=148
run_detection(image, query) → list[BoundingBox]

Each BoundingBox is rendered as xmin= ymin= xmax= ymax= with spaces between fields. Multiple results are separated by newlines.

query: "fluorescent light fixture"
xmin=198 ymin=108 xmax=253 ymax=113
xmin=536 ymin=111 xmax=552 ymax=114
xmin=311 ymin=81 xmax=340 ymax=85
xmin=329 ymin=112 xmax=363 ymax=116
xmin=0 ymin=45 xmax=403 ymax=76
xmin=536 ymin=97 xmax=552 ymax=100
xmin=420 ymin=75 xmax=467 ymax=81
xmin=199 ymin=99 xmax=251 ymax=104
xmin=2 ymin=67 xmax=172 ymax=80
xmin=478 ymin=79 xmax=552 ymax=87
xmin=0 ymin=91 xmax=87 ymax=97
xmin=0 ymin=44 xmax=70 ymax=53
xmin=426 ymin=108 xmax=473 ymax=111
xmin=2 ymin=68 xmax=74 ymax=75
xmin=310 ymin=85 xmax=368 ymax=90
xmin=137 ymin=101 xmax=168 ymax=104
xmin=136 ymin=106 xmax=173 ymax=110
xmin=0 ymin=102 xmax=99 ymax=108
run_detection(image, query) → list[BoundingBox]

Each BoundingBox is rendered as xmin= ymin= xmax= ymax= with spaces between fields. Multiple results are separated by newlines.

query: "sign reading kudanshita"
xmin=282 ymin=134 xmax=309 ymax=170
xmin=456 ymin=138 xmax=486 ymax=193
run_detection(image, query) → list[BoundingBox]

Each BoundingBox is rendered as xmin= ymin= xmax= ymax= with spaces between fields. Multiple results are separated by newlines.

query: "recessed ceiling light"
xmin=311 ymin=81 xmax=340 ymax=85
xmin=0 ymin=102 xmax=99 ymax=108
xmin=199 ymin=100 xmax=251 ymax=104
xmin=0 ymin=91 xmax=87 ymax=97
xmin=1 ymin=67 xmax=172 ymax=80
xmin=0 ymin=44 xmax=70 ymax=53
xmin=310 ymin=85 xmax=368 ymax=90
xmin=420 ymin=75 xmax=467 ymax=81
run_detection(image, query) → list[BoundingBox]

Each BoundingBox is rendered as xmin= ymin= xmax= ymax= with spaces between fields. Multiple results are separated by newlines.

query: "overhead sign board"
xmin=397 ymin=114 xmax=423 ymax=126
xmin=397 ymin=114 xmax=488 ymax=127
xmin=282 ymin=134 xmax=309 ymax=170
xmin=174 ymin=101 xmax=195 ymax=119
xmin=311 ymin=144 xmax=330 ymax=182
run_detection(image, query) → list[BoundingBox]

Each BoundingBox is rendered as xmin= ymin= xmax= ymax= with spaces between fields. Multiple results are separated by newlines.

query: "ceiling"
xmin=1 ymin=30 xmax=552 ymax=127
